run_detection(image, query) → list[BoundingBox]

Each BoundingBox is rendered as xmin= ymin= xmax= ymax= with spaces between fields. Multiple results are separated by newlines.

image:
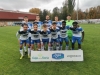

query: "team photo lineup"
xmin=16 ymin=15 xmax=85 ymax=59
xmin=1 ymin=0 xmax=100 ymax=75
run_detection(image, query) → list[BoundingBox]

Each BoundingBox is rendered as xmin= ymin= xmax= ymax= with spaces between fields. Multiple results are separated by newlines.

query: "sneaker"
xmin=78 ymin=49 xmax=82 ymax=50
xmin=20 ymin=55 xmax=23 ymax=59
xmin=28 ymin=55 xmax=30 ymax=58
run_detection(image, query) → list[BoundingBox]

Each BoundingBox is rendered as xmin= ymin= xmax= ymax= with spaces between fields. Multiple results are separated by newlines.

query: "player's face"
xmin=55 ymin=17 xmax=58 ymax=21
xmin=62 ymin=23 xmax=66 ymax=27
xmin=46 ymin=16 xmax=50 ymax=20
xmin=53 ymin=24 xmax=56 ymax=29
xmin=36 ymin=16 xmax=40 ymax=21
xmin=23 ymin=25 xmax=28 ymax=31
xmin=67 ymin=16 xmax=71 ymax=20
xmin=24 ymin=17 xmax=28 ymax=22
xmin=73 ymin=24 xmax=77 ymax=29
xmin=43 ymin=27 xmax=47 ymax=31
xmin=34 ymin=25 xmax=38 ymax=31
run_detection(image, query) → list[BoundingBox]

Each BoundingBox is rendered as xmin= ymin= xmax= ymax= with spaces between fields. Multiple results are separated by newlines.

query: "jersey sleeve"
xmin=76 ymin=27 xmax=82 ymax=31
xmin=82 ymin=29 xmax=84 ymax=32
xmin=57 ymin=28 xmax=60 ymax=31
xmin=48 ymin=31 xmax=51 ymax=34
xmin=16 ymin=31 xmax=20 ymax=40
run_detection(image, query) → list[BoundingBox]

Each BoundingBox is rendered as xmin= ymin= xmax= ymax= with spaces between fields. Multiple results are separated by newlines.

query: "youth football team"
xmin=16 ymin=15 xmax=84 ymax=59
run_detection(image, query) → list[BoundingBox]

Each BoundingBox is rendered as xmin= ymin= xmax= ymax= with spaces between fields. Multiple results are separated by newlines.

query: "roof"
xmin=0 ymin=8 xmax=37 ymax=15
xmin=0 ymin=9 xmax=37 ymax=21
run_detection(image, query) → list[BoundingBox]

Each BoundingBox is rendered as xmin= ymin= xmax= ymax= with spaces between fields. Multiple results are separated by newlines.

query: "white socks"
xmin=48 ymin=46 xmax=51 ymax=51
xmin=66 ymin=46 xmax=69 ymax=50
xmin=56 ymin=47 xmax=59 ymax=50
xmin=20 ymin=49 xmax=23 ymax=56
xmin=24 ymin=46 xmax=27 ymax=52
xmin=38 ymin=49 xmax=41 ymax=51
xmin=28 ymin=48 xmax=31 ymax=55
xmin=41 ymin=46 xmax=44 ymax=51
xmin=60 ymin=46 xmax=62 ymax=50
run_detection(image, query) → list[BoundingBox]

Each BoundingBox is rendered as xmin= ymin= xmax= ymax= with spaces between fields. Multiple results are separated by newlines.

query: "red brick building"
xmin=0 ymin=9 xmax=37 ymax=26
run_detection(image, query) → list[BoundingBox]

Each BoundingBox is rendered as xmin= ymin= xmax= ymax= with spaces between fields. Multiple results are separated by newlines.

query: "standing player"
xmin=44 ymin=15 xmax=52 ymax=29
xmin=16 ymin=24 xmax=30 ymax=59
xmin=54 ymin=16 xmax=62 ymax=28
xmin=49 ymin=22 xmax=60 ymax=50
xmin=21 ymin=16 xmax=33 ymax=54
xmin=34 ymin=15 xmax=43 ymax=30
xmin=70 ymin=22 xmax=84 ymax=50
xmin=54 ymin=16 xmax=62 ymax=48
xmin=40 ymin=24 xmax=51 ymax=51
xmin=21 ymin=16 xmax=33 ymax=30
xmin=66 ymin=15 xmax=74 ymax=42
xmin=59 ymin=21 xmax=69 ymax=50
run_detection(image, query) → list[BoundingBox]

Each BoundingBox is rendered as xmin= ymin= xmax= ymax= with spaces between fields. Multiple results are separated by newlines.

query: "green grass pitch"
xmin=0 ymin=24 xmax=100 ymax=75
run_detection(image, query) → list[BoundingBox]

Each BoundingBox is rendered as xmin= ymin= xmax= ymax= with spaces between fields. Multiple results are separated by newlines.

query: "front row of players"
xmin=16 ymin=21 xmax=84 ymax=59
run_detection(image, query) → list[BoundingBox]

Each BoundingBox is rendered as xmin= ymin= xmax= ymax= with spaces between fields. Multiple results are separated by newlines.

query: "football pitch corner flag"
xmin=30 ymin=50 xmax=84 ymax=62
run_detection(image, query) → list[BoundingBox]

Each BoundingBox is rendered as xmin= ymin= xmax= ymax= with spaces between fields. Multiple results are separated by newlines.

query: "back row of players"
xmin=16 ymin=15 xmax=84 ymax=59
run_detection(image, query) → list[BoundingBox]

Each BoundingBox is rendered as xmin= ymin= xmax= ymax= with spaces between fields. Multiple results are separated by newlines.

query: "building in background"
xmin=0 ymin=8 xmax=37 ymax=26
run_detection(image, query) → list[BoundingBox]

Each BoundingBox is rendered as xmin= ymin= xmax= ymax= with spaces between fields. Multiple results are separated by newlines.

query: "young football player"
xmin=66 ymin=15 xmax=74 ymax=42
xmin=54 ymin=16 xmax=62 ymax=28
xmin=16 ymin=24 xmax=30 ymax=59
xmin=49 ymin=22 xmax=60 ymax=50
xmin=34 ymin=15 xmax=43 ymax=30
xmin=30 ymin=24 xmax=41 ymax=52
xmin=54 ymin=16 xmax=62 ymax=47
xmin=20 ymin=16 xmax=33 ymax=54
xmin=59 ymin=21 xmax=69 ymax=50
xmin=44 ymin=15 xmax=52 ymax=29
xmin=70 ymin=22 xmax=84 ymax=50
xmin=40 ymin=24 xmax=51 ymax=51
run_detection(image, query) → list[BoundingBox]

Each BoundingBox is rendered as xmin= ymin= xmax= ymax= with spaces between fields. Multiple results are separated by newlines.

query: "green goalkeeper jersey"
xmin=66 ymin=20 xmax=74 ymax=34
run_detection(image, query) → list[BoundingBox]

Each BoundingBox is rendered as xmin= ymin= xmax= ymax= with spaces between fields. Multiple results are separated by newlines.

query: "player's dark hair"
xmin=43 ymin=24 xmax=47 ymax=28
xmin=62 ymin=21 xmax=66 ymax=24
xmin=55 ymin=16 xmax=58 ymax=17
xmin=46 ymin=15 xmax=49 ymax=17
xmin=36 ymin=15 xmax=39 ymax=16
xmin=67 ymin=14 xmax=71 ymax=16
xmin=24 ymin=16 xmax=28 ymax=18
xmin=52 ymin=22 xmax=57 ymax=25
xmin=33 ymin=22 xmax=38 ymax=24
xmin=22 ymin=23 xmax=28 ymax=27
xmin=72 ymin=22 xmax=78 ymax=25
xmin=33 ymin=24 xmax=38 ymax=27
xmin=43 ymin=21 xmax=48 ymax=24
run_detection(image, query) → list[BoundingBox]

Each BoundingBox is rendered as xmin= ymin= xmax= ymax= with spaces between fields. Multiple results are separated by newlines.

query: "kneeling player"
xmin=16 ymin=24 xmax=30 ymax=59
xmin=40 ymin=24 xmax=51 ymax=51
xmin=30 ymin=24 xmax=41 ymax=52
xmin=49 ymin=22 xmax=60 ymax=50
xmin=59 ymin=21 xmax=69 ymax=50
xmin=70 ymin=22 xmax=84 ymax=50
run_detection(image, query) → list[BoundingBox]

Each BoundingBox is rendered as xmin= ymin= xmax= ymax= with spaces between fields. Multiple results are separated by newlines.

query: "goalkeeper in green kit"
xmin=66 ymin=15 xmax=74 ymax=41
